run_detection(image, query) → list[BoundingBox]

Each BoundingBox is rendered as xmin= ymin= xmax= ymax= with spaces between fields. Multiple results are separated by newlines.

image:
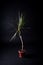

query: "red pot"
xmin=18 ymin=49 xmax=26 ymax=58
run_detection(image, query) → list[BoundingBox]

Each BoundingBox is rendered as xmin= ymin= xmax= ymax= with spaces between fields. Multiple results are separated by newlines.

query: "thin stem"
xmin=19 ymin=31 xmax=23 ymax=50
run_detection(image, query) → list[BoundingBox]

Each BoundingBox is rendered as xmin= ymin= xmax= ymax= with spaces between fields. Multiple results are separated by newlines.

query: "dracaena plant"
xmin=10 ymin=11 xmax=25 ymax=50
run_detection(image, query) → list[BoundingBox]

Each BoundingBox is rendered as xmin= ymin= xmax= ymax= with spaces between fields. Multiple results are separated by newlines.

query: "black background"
xmin=0 ymin=1 xmax=42 ymax=65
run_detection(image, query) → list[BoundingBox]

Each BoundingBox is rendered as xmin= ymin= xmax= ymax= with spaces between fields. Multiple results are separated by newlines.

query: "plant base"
xmin=18 ymin=49 xmax=26 ymax=58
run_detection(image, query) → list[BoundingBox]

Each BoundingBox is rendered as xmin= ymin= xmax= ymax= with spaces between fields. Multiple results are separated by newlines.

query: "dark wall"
xmin=0 ymin=1 xmax=42 ymax=48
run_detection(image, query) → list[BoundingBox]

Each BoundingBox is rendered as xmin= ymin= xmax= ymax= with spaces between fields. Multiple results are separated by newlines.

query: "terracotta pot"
xmin=18 ymin=49 xmax=26 ymax=58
